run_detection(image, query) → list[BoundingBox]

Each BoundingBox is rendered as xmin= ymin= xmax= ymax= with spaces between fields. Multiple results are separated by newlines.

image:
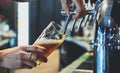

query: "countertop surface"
xmin=59 ymin=52 xmax=93 ymax=73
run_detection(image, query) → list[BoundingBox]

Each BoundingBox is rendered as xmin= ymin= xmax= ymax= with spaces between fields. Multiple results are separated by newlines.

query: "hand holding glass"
xmin=33 ymin=21 xmax=66 ymax=64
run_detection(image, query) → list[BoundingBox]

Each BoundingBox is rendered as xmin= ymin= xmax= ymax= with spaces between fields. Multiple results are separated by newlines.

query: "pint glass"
xmin=33 ymin=21 xmax=66 ymax=64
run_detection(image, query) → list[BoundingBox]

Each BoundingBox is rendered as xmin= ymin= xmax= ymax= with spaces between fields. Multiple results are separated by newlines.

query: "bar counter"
xmin=59 ymin=52 xmax=93 ymax=73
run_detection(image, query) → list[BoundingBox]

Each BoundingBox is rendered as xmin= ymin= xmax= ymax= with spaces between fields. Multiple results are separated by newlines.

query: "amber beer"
xmin=33 ymin=21 xmax=65 ymax=64
xmin=33 ymin=35 xmax=66 ymax=57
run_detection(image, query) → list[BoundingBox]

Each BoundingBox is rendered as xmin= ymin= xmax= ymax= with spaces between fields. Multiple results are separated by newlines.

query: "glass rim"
xmin=46 ymin=21 xmax=65 ymax=34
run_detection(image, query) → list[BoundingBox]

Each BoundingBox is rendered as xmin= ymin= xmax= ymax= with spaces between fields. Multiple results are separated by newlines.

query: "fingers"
xmin=21 ymin=60 xmax=37 ymax=69
xmin=20 ymin=45 xmax=47 ymax=54
xmin=22 ymin=52 xmax=47 ymax=62
xmin=61 ymin=0 xmax=86 ymax=19
xmin=29 ymin=52 xmax=47 ymax=63
xmin=72 ymin=0 xmax=86 ymax=19
xmin=61 ymin=0 xmax=70 ymax=15
xmin=63 ymin=5 xmax=70 ymax=15
xmin=72 ymin=6 xmax=86 ymax=19
xmin=21 ymin=52 xmax=47 ymax=69
xmin=18 ymin=45 xmax=48 ymax=69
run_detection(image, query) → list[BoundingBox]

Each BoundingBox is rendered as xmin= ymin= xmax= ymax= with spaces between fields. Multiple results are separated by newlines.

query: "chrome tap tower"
xmin=93 ymin=0 xmax=120 ymax=73
xmin=60 ymin=0 xmax=120 ymax=72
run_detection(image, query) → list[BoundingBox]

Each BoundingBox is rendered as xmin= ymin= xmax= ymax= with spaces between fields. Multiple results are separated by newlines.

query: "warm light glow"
xmin=17 ymin=2 xmax=29 ymax=46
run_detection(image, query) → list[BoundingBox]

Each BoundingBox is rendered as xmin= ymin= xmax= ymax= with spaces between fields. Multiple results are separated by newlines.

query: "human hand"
xmin=60 ymin=0 xmax=86 ymax=19
xmin=0 ymin=45 xmax=47 ymax=69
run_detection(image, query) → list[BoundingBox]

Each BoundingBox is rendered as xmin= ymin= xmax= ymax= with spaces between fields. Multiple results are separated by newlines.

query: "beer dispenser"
xmin=92 ymin=0 xmax=120 ymax=73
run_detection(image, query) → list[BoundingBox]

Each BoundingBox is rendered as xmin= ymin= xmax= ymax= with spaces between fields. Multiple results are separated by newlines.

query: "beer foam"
xmin=34 ymin=39 xmax=61 ymax=44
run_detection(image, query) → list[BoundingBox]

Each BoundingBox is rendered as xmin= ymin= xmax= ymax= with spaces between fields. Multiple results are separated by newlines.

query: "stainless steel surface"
xmin=92 ymin=0 xmax=120 ymax=73
xmin=72 ymin=69 xmax=93 ymax=73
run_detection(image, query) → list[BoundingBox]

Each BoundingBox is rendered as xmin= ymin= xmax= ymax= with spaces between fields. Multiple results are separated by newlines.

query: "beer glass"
xmin=33 ymin=21 xmax=66 ymax=64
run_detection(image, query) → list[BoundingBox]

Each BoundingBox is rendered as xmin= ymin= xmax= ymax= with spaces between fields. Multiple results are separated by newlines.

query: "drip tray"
xmin=72 ymin=55 xmax=94 ymax=73
xmin=72 ymin=69 xmax=93 ymax=73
